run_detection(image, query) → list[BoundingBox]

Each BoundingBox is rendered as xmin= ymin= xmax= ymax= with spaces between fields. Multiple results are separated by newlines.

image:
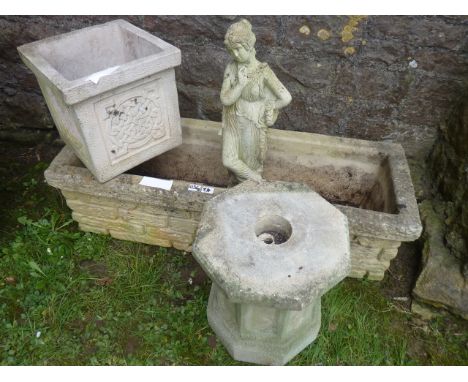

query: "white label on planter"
xmin=188 ymin=184 xmax=214 ymax=194
xmin=85 ymin=65 xmax=120 ymax=84
xmin=140 ymin=176 xmax=173 ymax=191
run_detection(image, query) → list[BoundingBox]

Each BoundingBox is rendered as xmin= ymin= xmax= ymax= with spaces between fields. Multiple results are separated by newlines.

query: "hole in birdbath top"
xmin=255 ymin=215 xmax=292 ymax=245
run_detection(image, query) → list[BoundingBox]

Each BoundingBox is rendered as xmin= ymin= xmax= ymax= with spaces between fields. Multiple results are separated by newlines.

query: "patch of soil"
xmin=0 ymin=140 xmax=64 ymax=236
xmin=174 ymin=254 xmax=209 ymax=306
xmin=122 ymin=335 xmax=140 ymax=357
xmin=132 ymin=143 xmax=383 ymax=211
xmin=133 ymin=144 xmax=231 ymax=188
xmin=78 ymin=260 xmax=109 ymax=279
xmin=83 ymin=342 xmax=98 ymax=356
xmin=0 ymin=141 xmax=62 ymax=168
xmin=67 ymin=319 xmax=87 ymax=333
xmin=5 ymin=302 xmax=24 ymax=323
xmin=180 ymin=254 xmax=208 ymax=288
xmin=406 ymin=337 xmax=429 ymax=361
xmin=264 ymin=160 xmax=377 ymax=210
xmin=380 ymin=242 xmax=422 ymax=311
xmin=78 ymin=260 xmax=114 ymax=288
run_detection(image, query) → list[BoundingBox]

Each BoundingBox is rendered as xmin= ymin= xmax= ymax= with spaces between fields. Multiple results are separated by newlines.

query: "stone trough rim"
xmin=44 ymin=118 xmax=422 ymax=243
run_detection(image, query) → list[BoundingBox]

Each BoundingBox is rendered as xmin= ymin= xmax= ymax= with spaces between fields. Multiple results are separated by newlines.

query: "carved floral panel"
xmin=95 ymin=77 xmax=170 ymax=165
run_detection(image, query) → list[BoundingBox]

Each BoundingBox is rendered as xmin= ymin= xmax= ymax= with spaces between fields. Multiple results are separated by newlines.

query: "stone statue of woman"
xmin=220 ymin=19 xmax=292 ymax=183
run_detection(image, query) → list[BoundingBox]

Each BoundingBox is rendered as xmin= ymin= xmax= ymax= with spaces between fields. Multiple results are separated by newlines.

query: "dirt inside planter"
xmin=132 ymin=142 xmax=397 ymax=214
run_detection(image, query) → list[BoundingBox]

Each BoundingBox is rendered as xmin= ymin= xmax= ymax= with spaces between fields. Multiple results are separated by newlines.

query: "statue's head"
xmin=224 ymin=19 xmax=256 ymax=63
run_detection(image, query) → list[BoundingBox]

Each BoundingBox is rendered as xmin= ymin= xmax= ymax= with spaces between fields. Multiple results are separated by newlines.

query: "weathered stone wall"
xmin=412 ymin=99 xmax=468 ymax=319
xmin=1 ymin=15 xmax=467 ymax=162
xmin=429 ymin=100 xmax=468 ymax=267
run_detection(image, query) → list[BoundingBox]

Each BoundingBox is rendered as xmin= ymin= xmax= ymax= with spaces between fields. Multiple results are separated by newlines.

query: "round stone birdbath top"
xmin=193 ymin=181 xmax=351 ymax=310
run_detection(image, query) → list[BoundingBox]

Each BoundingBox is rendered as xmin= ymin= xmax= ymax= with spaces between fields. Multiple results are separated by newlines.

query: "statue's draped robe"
xmin=222 ymin=62 xmax=276 ymax=182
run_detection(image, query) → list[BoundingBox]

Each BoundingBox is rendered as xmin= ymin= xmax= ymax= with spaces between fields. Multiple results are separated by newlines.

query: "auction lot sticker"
xmin=188 ymin=184 xmax=214 ymax=194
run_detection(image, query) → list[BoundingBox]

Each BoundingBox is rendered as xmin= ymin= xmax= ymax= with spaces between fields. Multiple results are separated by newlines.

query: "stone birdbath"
xmin=193 ymin=180 xmax=351 ymax=365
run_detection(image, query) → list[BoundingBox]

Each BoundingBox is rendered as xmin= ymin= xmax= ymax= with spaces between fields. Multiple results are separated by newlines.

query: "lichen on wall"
xmin=340 ymin=16 xmax=367 ymax=43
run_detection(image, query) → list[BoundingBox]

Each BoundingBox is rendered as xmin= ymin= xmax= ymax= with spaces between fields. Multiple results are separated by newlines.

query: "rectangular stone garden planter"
xmin=44 ymin=118 xmax=422 ymax=280
xmin=18 ymin=19 xmax=182 ymax=182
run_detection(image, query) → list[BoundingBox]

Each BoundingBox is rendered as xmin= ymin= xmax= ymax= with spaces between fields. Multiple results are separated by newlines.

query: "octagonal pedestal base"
xmin=207 ymin=284 xmax=321 ymax=365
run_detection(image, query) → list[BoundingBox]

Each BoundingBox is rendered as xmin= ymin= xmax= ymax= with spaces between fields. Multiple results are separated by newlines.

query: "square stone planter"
xmin=44 ymin=118 xmax=422 ymax=280
xmin=18 ymin=19 xmax=182 ymax=182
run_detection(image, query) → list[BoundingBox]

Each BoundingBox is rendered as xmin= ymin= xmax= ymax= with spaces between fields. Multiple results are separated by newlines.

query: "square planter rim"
xmin=17 ymin=19 xmax=181 ymax=105
xmin=45 ymin=118 xmax=422 ymax=243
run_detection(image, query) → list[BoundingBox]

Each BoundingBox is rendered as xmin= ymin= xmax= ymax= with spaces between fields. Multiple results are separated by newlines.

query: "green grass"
xmin=291 ymin=280 xmax=410 ymax=365
xmin=0 ymin=157 xmax=467 ymax=365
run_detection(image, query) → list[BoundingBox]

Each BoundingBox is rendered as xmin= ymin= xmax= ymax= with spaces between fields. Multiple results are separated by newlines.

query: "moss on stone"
xmin=428 ymin=99 xmax=468 ymax=267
